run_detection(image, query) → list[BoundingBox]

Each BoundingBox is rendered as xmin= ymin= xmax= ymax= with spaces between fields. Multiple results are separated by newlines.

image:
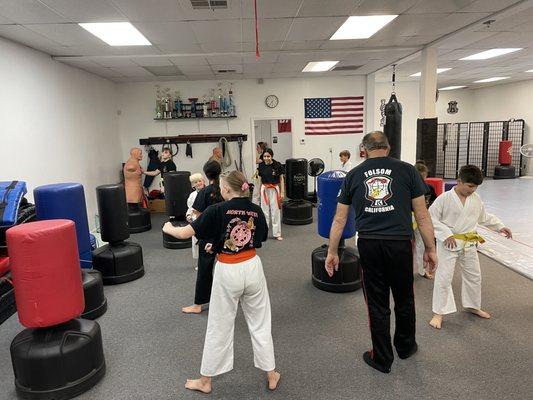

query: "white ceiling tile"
xmin=169 ymin=55 xmax=208 ymax=66
xmin=272 ymin=63 xmax=305 ymax=73
xmin=200 ymin=41 xmax=254 ymax=52
xmin=191 ymin=19 xmax=246 ymax=43
xmin=206 ymin=54 xmax=242 ymax=65
xmin=110 ymin=0 xmax=185 ymax=22
xmin=460 ymin=0 xmax=524 ymax=13
xmin=242 ymin=52 xmax=278 ymax=63
xmin=352 ymin=0 xmax=420 ymax=15
xmin=297 ymin=0 xmax=356 ymax=17
xmin=211 ymin=64 xmax=243 ymax=73
xmin=113 ymin=65 xmax=155 ymax=77
xmin=241 ymin=0 xmax=302 ymax=18
xmin=177 ymin=0 xmax=243 ymax=20
xmin=241 ymin=18 xmax=293 ymax=42
xmin=177 ymin=65 xmax=213 ymax=74
xmin=58 ymin=58 xmax=103 ymax=68
xmin=254 ymin=41 xmax=284 ymax=51
xmin=83 ymin=66 xmax=125 ymax=78
xmin=0 ymin=14 xmax=14 ymax=24
xmin=39 ymin=0 xmax=127 ymax=22
xmin=156 ymin=42 xmax=203 ymax=52
xmin=243 ymin=63 xmax=274 ymax=73
xmin=0 ymin=24 xmax=64 ymax=49
xmin=285 ymin=16 xmax=347 ymax=41
xmin=134 ymin=22 xmax=198 ymax=48
xmin=91 ymin=57 xmax=139 ymax=67
xmin=281 ymin=40 xmax=325 ymax=50
xmin=0 ymin=0 xmax=68 ymax=23
xmin=24 ymin=23 xmax=106 ymax=47
xmin=130 ymin=56 xmax=173 ymax=67
xmin=184 ymin=74 xmax=216 ymax=81
xmin=404 ymin=0 xmax=477 ymax=14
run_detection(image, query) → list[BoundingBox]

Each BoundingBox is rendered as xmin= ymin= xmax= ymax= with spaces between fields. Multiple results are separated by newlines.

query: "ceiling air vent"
xmin=191 ymin=0 xmax=228 ymax=10
xmin=332 ymin=65 xmax=363 ymax=71
xmin=217 ymin=69 xmax=236 ymax=73
xmin=142 ymin=66 xmax=183 ymax=76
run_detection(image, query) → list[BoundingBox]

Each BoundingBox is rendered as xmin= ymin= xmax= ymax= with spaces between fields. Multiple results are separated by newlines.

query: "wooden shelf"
xmin=154 ymin=116 xmax=237 ymax=121
xmin=139 ymin=134 xmax=247 ymax=146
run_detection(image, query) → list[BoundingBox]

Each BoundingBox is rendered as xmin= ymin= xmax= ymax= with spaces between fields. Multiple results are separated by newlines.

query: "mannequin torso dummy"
xmin=124 ymin=148 xmax=144 ymax=203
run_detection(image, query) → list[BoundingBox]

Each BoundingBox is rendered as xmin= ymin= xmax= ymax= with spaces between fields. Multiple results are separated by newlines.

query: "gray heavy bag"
xmin=384 ymin=94 xmax=402 ymax=159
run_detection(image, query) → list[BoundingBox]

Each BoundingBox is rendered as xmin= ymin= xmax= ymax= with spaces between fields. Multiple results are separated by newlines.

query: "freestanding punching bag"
xmin=384 ymin=93 xmax=402 ymax=159
xmin=311 ymin=171 xmax=362 ymax=293
xmin=282 ymin=158 xmax=313 ymax=225
xmin=494 ymin=140 xmax=516 ymax=179
xmin=162 ymin=171 xmax=192 ymax=249
xmin=34 ymin=183 xmax=107 ymax=319
xmin=7 ymin=220 xmax=106 ymax=399
xmin=92 ymin=184 xmax=144 ymax=284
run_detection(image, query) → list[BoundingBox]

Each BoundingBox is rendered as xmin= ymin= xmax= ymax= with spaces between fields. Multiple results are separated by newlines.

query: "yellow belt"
xmin=452 ymin=232 xmax=485 ymax=244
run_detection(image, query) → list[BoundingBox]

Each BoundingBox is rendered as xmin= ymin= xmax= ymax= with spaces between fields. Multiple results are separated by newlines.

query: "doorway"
xmin=252 ymin=118 xmax=293 ymax=165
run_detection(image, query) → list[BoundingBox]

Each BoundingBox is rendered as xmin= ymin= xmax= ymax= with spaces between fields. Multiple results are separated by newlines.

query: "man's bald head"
xmin=362 ymin=131 xmax=390 ymax=152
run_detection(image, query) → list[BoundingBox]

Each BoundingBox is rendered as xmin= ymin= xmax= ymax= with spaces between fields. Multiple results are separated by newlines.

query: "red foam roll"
xmin=6 ymin=220 xmax=84 ymax=328
xmin=498 ymin=141 xmax=512 ymax=166
xmin=425 ymin=177 xmax=444 ymax=197
xmin=0 ymin=256 xmax=9 ymax=276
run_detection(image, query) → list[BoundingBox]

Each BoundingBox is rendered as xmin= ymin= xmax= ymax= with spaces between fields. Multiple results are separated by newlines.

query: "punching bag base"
xmin=10 ymin=318 xmax=106 ymax=400
xmin=81 ymin=270 xmax=108 ymax=320
xmin=92 ymin=242 xmax=144 ymax=285
xmin=127 ymin=203 xmax=152 ymax=234
xmin=311 ymin=245 xmax=361 ymax=293
xmin=162 ymin=220 xmax=192 ymax=249
xmin=493 ymin=165 xmax=516 ymax=180
xmin=282 ymin=201 xmax=313 ymax=225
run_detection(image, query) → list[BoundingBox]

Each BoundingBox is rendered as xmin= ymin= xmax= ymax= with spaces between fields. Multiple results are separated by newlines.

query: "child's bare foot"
xmin=182 ymin=304 xmax=202 ymax=314
xmin=466 ymin=308 xmax=491 ymax=319
xmin=422 ymin=272 xmax=433 ymax=280
xmin=429 ymin=314 xmax=443 ymax=329
xmin=276 ymin=236 xmax=283 ymax=241
xmin=185 ymin=377 xmax=212 ymax=394
xmin=267 ymin=371 xmax=281 ymax=390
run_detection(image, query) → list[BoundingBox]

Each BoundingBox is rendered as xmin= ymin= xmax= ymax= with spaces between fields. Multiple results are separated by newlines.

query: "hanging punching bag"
xmin=384 ymin=93 xmax=402 ymax=159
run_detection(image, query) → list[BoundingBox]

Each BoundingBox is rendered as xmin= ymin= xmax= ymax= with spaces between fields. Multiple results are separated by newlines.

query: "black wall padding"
xmin=384 ymin=94 xmax=402 ymax=159
xmin=164 ymin=171 xmax=191 ymax=218
xmin=96 ymin=184 xmax=129 ymax=243
xmin=416 ymin=118 xmax=438 ymax=177
xmin=285 ymin=158 xmax=308 ymax=200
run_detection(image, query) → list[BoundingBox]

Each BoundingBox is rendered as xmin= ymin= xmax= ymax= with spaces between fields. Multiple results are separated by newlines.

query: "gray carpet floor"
xmin=0 ymin=212 xmax=531 ymax=400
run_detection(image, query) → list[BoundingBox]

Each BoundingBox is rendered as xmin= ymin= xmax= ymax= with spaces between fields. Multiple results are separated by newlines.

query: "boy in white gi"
xmin=429 ymin=165 xmax=512 ymax=329
xmin=339 ymin=150 xmax=353 ymax=172
xmin=186 ymin=173 xmax=205 ymax=268
xmin=163 ymin=170 xmax=280 ymax=394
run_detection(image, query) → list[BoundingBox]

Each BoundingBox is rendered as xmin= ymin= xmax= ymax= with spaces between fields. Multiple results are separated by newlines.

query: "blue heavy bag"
xmin=317 ymin=171 xmax=356 ymax=239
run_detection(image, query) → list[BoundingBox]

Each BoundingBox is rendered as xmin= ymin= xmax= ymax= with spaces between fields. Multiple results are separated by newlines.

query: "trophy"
xmin=210 ymin=88 xmax=217 ymax=117
xmin=228 ymin=83 xmax=235 ymax=117
xmin=162 ymin=88 xmax=172 ymax=119
xmin=202 ymin=94 xmax=209 ymax=117
xmin=174 ymin=90 xmax=182 ymax=118
xmin=155 ymin=85 xmax=162 ymax=119
xmin=189 ymin=98 xmax=198 ymax=118
xmin=217 ymin=83 xmax=223 ymax=117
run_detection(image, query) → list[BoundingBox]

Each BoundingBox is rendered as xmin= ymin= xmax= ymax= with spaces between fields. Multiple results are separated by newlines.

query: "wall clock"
xmin=265 ymin=94 xmax=279 ymax=108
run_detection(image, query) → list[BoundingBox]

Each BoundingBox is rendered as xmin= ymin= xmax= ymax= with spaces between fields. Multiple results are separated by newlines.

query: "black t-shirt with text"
xmin=191 ymin=197 xmax=268 ymax=255
xmin=258 ymin=161 xmax=283 ymax=184
xmin=159 ymin=160 xmax=177 ymax=176
xmin=338 ymin=157 xmax=426 ymax=238
xmin=192 ymin=184 xmax=224 ymax=213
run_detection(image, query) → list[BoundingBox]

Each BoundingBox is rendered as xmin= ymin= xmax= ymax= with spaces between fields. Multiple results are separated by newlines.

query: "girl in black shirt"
xmin=163 ymin=171 xmax=280 ymax=394
xmin=257 ymin=148 xmax=285 ymax=240
xmin=181 ymin=160 xmax=224 ymax=314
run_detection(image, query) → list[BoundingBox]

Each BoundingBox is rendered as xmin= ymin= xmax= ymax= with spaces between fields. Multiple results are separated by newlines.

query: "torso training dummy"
xmin=124 ymin=148 xmax=143 ymax=204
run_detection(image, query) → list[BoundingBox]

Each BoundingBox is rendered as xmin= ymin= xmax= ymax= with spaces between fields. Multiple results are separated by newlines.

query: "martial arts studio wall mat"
xmin=33 ymin=183 xmax=93 ymax=268
xmin=7 ymin=220 xmax=106 ymax=399
xmin=34 ymin=183 xmax=108 ymax=319
xmin=384 ymin=94 xmax=402 ymax=160
xmin=312 ymin=171 xmax=361 ymax=293
xmin=416 ymin=118 xmax=438 ymax=177
xmin=494 ymin=140 xmax=516 ymax=179
xmin=92 ymin=184 xmax=145 ymax=285
xmin=163 ymin=171 xmax=192 ymax=249
xmin=127 ymin=203 xmax=151 ymax=234
xmin=282 ymin=158 xmax=313 ymax=225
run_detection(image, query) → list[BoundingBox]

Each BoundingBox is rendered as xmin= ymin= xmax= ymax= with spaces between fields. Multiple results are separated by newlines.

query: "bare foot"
xmin=267 ymin=371 xmax=281 ymax=391
xmin=185 ymin=377 xmax=212 ymax=394
xmin=276 ymin=236 xmax=283 ymax=241
xmin=182 ymin=304 xmax=202 ymax=314
xmin=466 ymin=308 xmax=491 ymax=319
xmin=429 ymin=314 xmax=443 ymax=329
xmin=422 ymin=272 xmax=434 ymax=280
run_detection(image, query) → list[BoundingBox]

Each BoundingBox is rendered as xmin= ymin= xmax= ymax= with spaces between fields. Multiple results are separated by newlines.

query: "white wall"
xmin=269 ymin=119 xmax=293 ymax=164
xmin=116 ymin=75 xmax=367 ymax=187
xmin=0 ymin=38 xmax=120 ymax=226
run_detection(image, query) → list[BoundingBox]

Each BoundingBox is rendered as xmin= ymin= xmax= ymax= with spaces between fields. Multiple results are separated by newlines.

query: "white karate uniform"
xmin=429 ymin=190 xmax=504 ymax=315
xmin=260 ymin=185 xmax=282 ymax=238
xmin=200 ymin=255 xmax=275 ymax=376
xmin=413 ymin=227 xmax=426 ymax=276
xmin=186 ymin=190 xmax=199 ymax=259
xmin=341 ymin=160 xmax=353 ymax=172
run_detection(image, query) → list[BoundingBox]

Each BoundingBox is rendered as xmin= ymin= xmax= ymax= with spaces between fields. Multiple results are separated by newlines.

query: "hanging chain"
xmin=392 ymin=64 xmax=396 ymax=95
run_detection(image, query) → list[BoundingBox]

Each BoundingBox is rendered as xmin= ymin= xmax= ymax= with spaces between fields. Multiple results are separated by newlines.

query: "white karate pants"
xmin=260 ymin=187 xmax=281 ymax=238
xmin=200 ymin=256 xmax=275 ymax=377
xmin=432 ymin=243 xmax=482 ymax=315
xmin=191 ymin=236 xmax=199 ymax=259
xmin=413 ymin=228 xmax=426 ymax=276
xmin=252 ymin=178 xmax=261 ymax=205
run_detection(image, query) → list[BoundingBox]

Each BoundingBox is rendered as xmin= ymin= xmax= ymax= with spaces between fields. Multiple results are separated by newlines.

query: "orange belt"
xmin=261 ymin=184 xmax=281 ymax=209
xmin=218 ymin=249 xmax=257 ymax=264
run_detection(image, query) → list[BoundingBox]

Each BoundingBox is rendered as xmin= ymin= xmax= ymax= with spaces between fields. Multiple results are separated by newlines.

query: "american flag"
xmin=304 ymin=96 xmax=364 ymax=135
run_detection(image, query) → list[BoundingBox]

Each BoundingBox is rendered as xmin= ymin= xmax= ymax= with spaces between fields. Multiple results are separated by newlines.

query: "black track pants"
xmin=194 ymin=241 xmax=216 ymax=305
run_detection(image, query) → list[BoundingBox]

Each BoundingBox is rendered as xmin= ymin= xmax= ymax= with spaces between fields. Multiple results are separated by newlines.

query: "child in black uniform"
xmin=181 ymin=161 xmax=224 ymax=314
xmin=163 ymin=170 xmax=280 ymax=394
xmin=257 ymin=148 xmax=285 ymax=240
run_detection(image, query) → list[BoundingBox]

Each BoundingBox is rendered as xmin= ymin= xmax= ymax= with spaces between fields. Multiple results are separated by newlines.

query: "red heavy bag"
xmin=425 ymin=177 xmax=444 ymax=197
xmin=498 ymin=141 xmax=512 ymax=166
xmin=6 ymin=220 xmax=84 ymax=328
xmin=0 ymin=256 xmax=9 ymax=276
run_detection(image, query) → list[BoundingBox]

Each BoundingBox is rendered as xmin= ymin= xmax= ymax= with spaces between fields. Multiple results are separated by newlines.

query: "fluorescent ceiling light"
xmin=473 ymin=77 xmax=510 ymax=83
xmin=330 ymin=15 xmax=398 ymax=40
xmin=526 ymin=69 xmax=533 ymax=72
xmin=302 ymin=61 xmax=339 ymax=72
xmin=79 ymin=22 xmax=151 ymax=46
xmin=439 ymin=85 xmax=467 ymax=91
xmin=460 ymin=48 xmax=522 ymax=60
xmin=410 ymin=68 xmax=451 ymax=77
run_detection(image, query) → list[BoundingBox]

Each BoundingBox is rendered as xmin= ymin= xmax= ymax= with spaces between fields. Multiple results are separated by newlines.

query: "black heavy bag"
xmin=143 ymin=148 xmax=160 ymax=189
xmin=285 ymin=158 xmax=308 ymax=201
xmin=96 ymin=184 xmax=129 ymax=243
xmin=164 ymin=171 xmax=191 ymax=219
xmin=384 ymin=94 xmax=402 ymax=159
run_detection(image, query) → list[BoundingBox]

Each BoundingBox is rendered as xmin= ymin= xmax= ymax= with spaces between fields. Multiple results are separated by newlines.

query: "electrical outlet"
xmin=300 ymin=138 xmax=306 ymax=145
xmin=329 ymin=147 xmax=333 ymax=153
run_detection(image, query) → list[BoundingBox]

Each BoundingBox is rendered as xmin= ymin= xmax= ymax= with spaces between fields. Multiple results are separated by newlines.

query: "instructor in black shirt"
xmin=325 ymin=131 xmax=437 ymax=373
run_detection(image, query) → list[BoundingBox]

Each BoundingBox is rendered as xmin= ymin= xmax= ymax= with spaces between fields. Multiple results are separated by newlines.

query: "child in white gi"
xmin=186 ymin=173 xmax=205 ymax=268
xmin=339 ymin=150 xmax=353 ymax=172
xmin=163 ymin=170 xmax=280 ymax=394
xmin=429 ymin=165 xmax=512 ymax=329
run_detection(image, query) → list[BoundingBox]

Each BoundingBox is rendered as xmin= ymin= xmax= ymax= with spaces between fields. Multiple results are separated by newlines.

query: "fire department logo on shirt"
xmin=365 ymin=176 xmax=392 ymax=207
